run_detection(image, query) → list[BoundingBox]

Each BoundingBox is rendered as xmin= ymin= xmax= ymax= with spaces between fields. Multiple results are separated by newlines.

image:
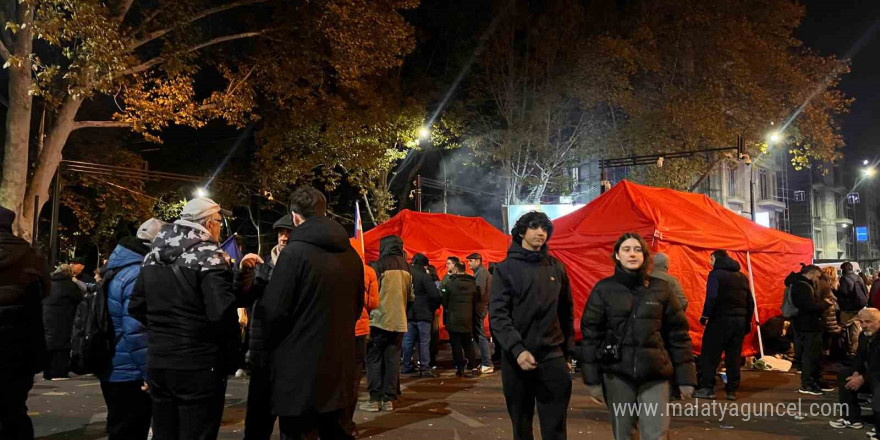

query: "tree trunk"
xmin=0 ymin=4 xmax=35 ymax=237
xmin=18 ymin=96 xmax=84 ymax=241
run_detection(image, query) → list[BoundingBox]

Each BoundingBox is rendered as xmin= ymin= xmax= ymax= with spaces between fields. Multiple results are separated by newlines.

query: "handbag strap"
xmin=170 ymin=264 xmax=197 ymax=296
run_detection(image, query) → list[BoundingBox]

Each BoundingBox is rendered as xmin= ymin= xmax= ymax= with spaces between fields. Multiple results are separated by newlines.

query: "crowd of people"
xmin=2 ymin=187 xmax=880 ymax=440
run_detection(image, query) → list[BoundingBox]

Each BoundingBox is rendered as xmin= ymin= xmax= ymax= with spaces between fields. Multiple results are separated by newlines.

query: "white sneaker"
xmin=867 ymin=428 xmax=876 ymax=439
xmin=829 ymin=418 xmax=863 ymax=429
xmin=480 ymin=365 xmax=495 ymax=374
xmin=234 ymin=369 xmax=246 ymax=378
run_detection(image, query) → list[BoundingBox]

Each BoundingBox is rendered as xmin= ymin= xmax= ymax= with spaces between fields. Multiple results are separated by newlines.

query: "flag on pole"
xmin=220 ymin=235 xmax=243 ymax=265
xmin=351 ymin=201 xmax=366 ymax=260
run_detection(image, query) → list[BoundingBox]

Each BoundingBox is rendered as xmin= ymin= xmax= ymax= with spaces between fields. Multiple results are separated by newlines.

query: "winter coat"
xmin=368 ymin=235 xmax=413 ymax=333
xmin=838 ymin=270 xmax=868 ymax=312
xmin=649 ymin=257 xmax=687 ymax=311
xmin=870 ymin=281 xmax=880 ymax=309
xmin=700 ymin=254 xmax=753 ymax=322
xmin=254 ymin=215 xmax=364 ymax=416
xmin=44 ymin=272 xmax=83 ymax=352
xmin=102 ymin=238 xmax=150 ymax=383
xmin=0 ymin=232 xmax=48 ymax=374
xmin=407 ymin=264 xmax=441 ymax=322
xmin=244 ymin=247 xmax=278 ymax=362
xmin=787 ymin=272 xmax=830 ymax=333
xmin=821 ymin=288 xmax=842 ymax=334
xmin=489 ymin=241 xmax=575 ymax=363
xmin=356 ymin=265 xmax=380 ymax=337
xmin=473 ymin=265 xmax=491 ymax=316
xmin=581 ymin=266 xmax=696 ymax=387
xmin=853 ymin=331 xmax=880 ymax=386
xmin=129 ymin=220 xmax=248 ymax=372
xmin=442 ymin=274 xmax=477 ymax=333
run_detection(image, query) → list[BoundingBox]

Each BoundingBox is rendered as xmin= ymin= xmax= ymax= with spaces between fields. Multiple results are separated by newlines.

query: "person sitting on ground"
xmin=829 ymin=308 xmax=880 ymax=439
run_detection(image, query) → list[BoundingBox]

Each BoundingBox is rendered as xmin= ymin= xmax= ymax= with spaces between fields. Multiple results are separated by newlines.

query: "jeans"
xmin=402 ymin=321 xmax=432 ymax=372
xmin=603 ymin=374 xmax=670 ymax=440
xmin=365 ymin=328 xmax=403 ymax=401
xmin=448 ymin=331 xmax=477 ymax=372
xmin=473 ymin=312 xmax=493 ymax=367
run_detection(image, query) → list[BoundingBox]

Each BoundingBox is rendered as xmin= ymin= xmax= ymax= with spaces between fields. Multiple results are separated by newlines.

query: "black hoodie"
xmin=0 ymin=232 xmax=48 ymax=374
xmin=254 ymin=215 xmax=364 ymax=416
xmin=700 ymin=254 xmax=753 ymax=322
xmin=489 ymin=241 xmax=574 ymax=363
xmin=786 ymin=271 xmax=829 ymax=332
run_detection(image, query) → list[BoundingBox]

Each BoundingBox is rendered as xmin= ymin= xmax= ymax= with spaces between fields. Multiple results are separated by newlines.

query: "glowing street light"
xmin=864 ymin=159 xmax=870 ymax=166
xmin=768 ymin=131 xmax=782 ymax=143
xmin=419 ymin=126 xmax=431 ymax=140
xmin=864 ymin=167 xmax=877 ymax=178
xmin=195 ymin=187 xmax=208 ymax=198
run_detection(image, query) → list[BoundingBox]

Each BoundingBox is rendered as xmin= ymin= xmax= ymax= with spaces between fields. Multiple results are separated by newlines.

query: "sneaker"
xmin=420 ymin=370 xmax=438 ymax=378
xmin=693 ymin=388 xmax=716 ymax=399
xmin=381 ymin=400 xmax=394 ymax=411
xmin=234 ymin=369 xmax=246 ymax=378
xmin=867 ymin=428 xmax=876 ymax=439
xmin=359 ymin=401 xmax=381 ymax=412
xmin=471 ymin=368 xmax=481 ymax=377
xmin=829 ymin=418 xmax=863 ymax=429
xmin=726 ymin=391 xmax=737 ymax=401
xmin=798 ymin=386 xmax=823 ymax=396
xmin=819 ymin=383 xmax=836 ymax=392
xmin=480 ymin=365 xmax=495 ymax=374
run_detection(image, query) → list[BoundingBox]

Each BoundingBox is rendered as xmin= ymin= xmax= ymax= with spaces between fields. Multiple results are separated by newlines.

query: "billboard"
xmin=856 ymin=226 xmax=869 ymax=243
xmin=506 ymin=204 xmax=584 ymax=230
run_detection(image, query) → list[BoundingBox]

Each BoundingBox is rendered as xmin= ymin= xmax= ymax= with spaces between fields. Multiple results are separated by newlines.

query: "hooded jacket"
xmin=838 ymin=269 xmax=868 ymax=312
xmin=356 ymin=265 xmax=380 ymax=337
xmin=581 ymin=266 xmax=696 ymax=386
xmin=442 ymin=273 xmax=477 ymax=333
xmin=254 ymin=215 xmax=364 ymax=416
xmin=103 ymin=237 xmax=150 ymax=382
xmin=129 ymin=220 xmax=242 ymax=371
xmin=44 ymin=271 xmax=83 ymax=351
xmin=473 ymin=265 xmax=491 ymax=316
xmin=700 ymin=254 xmax=753 ymax=323
xmin=489 ymin=241 xmax=574 ymax=363
xmin=649 ymin=253 xmax=687 ymax=310
xmin=407 ymin=263 xmax=441 ymax=322
xmin=0 ymin=232 xmax=48 ymax=374
xmin=787 ymin=271 xmax=830 ymax=333
xmin=369 ymin=235 xmax=413 ymax=333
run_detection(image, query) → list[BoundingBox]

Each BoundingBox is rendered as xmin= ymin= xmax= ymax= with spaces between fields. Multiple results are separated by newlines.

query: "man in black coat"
xmin=130 ymin=197 xmax=261 ymax=440
xmin=442 ymin=262 xmax=479 ymax=377
xmin=468 ymin=252 xmax=494 ymax=374
xmin=0 ymin=206 xmax=48 ymax=439
xmin=829 ymin=307 xmax=880 ymax=435
xmin=838 ymin=262 xmax=868 ymax=356
xmin=695 ymin=250 xmax=754 ymax=401
xmin=402 ymin=253 xmax=441 ymax=377
xmin=253 ymin=187 xmax=364 ymax=439
xmin=490 ymin=212 xmax=574 ymax=440
xmin=243 ymin=214 xmax=294 ymax=440
xmin=788 ymin=264 xmax=833 ymax=395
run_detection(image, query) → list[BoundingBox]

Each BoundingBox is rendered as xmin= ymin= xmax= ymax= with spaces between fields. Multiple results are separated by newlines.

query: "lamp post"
xmin=855 ymin=165 xmax=876 ymax=264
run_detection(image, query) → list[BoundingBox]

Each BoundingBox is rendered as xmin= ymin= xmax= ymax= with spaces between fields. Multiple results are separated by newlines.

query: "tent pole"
xmin=746 ymin=251 xmax=765 ymax=358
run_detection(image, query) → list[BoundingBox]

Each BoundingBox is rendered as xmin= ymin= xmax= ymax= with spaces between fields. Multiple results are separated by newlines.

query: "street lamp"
xmin=768 ymin=131 xmax=782 ymax=144
xmin=864 ymin=167 xmax=876 ymax=178
xmin=419 ymin=126 xmax=431 ymax=140
xmin=195 ymin=187 xmax=208 ymax=198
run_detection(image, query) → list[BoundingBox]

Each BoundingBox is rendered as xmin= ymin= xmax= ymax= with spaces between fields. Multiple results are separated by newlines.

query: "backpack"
xmin=69 ymin=269 xmax=119 ymax=375
xmin=781 ymin=284 xmax=798 ymax=319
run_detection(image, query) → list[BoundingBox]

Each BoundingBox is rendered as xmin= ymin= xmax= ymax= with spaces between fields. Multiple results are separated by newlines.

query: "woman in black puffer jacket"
xmin=580 ymin=232 xmax=696 ymax=440
xmin=43 ymin=264 xmax=84 ymax=380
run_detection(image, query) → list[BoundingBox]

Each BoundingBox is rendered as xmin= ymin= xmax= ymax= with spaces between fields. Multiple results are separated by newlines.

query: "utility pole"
xmin=49 ymin=170 xmax=61 ymax=268
xmin=414 ymin=175 xmax=423 ymax=212
xmin=443 ymin=180 xmax=448 ymax=214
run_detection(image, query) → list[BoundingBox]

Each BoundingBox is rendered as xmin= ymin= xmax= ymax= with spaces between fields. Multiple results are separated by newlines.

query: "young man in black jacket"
xmin=695 ymin=250 xmax=754 ymax=401
xmin=490 ymin=212 xmax=574 ymax=440
xmin=443 ymin=262 xmax=480 ymax=377
xmin=130 ymin=197 xmax=262 ymax=440
xmin=0 ymin=206 xmax=48 ymax=439
xmin=402 ymin=253 xmax=441 ymax=377
xmin=788 ymin=264 xmax=834 ymax=395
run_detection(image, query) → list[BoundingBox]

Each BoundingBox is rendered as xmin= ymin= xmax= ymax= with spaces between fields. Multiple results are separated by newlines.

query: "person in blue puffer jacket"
xmin=99 ymin=218 xmax=165 ymax=440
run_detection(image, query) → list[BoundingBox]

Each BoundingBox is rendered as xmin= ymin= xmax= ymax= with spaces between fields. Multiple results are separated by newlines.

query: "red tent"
xmin=549 ymin=180 xmax=813 ymax=356
xmin=364 ymin=209 xmax=510 ymax=278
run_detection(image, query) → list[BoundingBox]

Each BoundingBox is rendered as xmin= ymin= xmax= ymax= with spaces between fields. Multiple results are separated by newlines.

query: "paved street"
xmin=27 ymin=363 xmax=868 ymax=440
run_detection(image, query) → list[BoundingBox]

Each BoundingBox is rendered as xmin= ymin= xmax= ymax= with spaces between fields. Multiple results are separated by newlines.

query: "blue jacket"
xmin=103 ymin=242 xmax=149 ymax=382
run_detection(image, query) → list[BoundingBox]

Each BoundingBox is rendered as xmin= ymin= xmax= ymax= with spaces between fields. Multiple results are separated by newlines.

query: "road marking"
xmin=41 ymin=391 xmax=69 ymax=396
xmin=448 ymin=409 xmax=486 ymax=428
xmin=77 ymin=382 xmax=102 ymax=387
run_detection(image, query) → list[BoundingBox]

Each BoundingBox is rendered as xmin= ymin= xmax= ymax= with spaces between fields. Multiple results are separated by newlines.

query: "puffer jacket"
xmin=0 ymin=232 xmax=48 ymax=374
xmin=700 ymin=254 xmax=753 ymax=322
xmin=102 ymin=237 xmax=150 ymax=382
xmin=407 ymin=264 xmax=441 ymax=322
xmin=44 ymin=272 xmax=83 ymax=351
xmin=787 ymin=271 xmax=830 ymax=333
xmin=442 ymin=274 xmax=477 ymax=333
xmin=581 ymin=266 xmax=696 ymax=386
xmin=356 ymin=265 xmax=380 ymax=336
xmin=368 ymin=235 xmax=413 ymax=333
xmin=838 ymin=270 xmax=868 ymax=312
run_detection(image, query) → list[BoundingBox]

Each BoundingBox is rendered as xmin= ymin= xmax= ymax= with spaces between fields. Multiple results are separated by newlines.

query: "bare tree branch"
xmin=0 ymin=39 xmax=10 ymax=62
xmin=130 ymin=0 xmax=267 ymax=50
xmin=72 ymin=120 xmax=132 ymax=130
xmin=124 ymin=31 xmax=265 ymax=75
xmin=115 ymin=0 xmax=136 ymax=23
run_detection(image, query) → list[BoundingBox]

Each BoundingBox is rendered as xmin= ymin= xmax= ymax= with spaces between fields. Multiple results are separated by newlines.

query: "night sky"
xmin=799 ymin=0 xmax=880 ymax=166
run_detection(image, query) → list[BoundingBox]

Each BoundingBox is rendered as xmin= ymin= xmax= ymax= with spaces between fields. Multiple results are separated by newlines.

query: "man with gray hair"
xmin=130 ymin=197 xmax=261 ymax=440
xmin=829 ymin=308 xmax=880 ymax=438
xmin=651 ymin=253 xmax=687 ymax=311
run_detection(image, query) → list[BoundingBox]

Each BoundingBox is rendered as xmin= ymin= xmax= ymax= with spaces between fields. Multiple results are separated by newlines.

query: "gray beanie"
xmin=137 ymin=218 xmax=168 ymax=242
